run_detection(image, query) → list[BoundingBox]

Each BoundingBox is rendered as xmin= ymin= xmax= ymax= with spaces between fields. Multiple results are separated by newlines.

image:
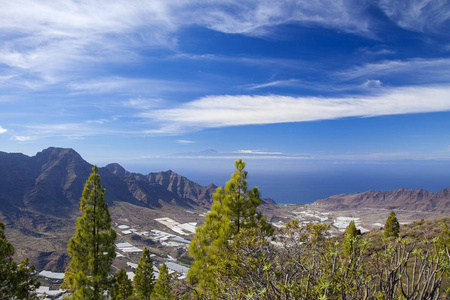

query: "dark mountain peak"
xmin=105 ymin=163 xmax=127 ymax=177
xmin=206 ymin=183 xmax=218 ymax=189
xmin=261 ymin=198 xmax=277 ymax=206
xmin=35 ymin=147 xmax=85 ymax=167
xmin=37 ymin=147 xmax=79 ymax=157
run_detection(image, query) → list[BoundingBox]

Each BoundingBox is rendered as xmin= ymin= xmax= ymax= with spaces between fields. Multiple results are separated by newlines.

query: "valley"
xmin=0 ymin=147 xmax=449 ymax=286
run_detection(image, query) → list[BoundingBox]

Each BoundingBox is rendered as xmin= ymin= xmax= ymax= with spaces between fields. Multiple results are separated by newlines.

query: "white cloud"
xmin=20 ymin=121 xmax=134 ymax=139
xmin=0 ymin=1 xmax=178 ymax=85
xmin=0 ymin=126 xmax=7 ymax=134
xmin=235 ymin=150 xmax=283 ymax=155
xmin=176 ymin=139 xmax=195 ymax=144
xmin=68 ymin=77 xmax=200 ymax=96
xmin=11 ymin=135 xmax=32 ymax=142
xmin=362 ymin=80 xmax=382 ymax=88
xmin=378 ymin=0 xmax=450 ymax=33
xmin=3 ymin=0 xmax=444 ymax=88
xmin=245 ymin=79 xmax=302 ymax=90
xmin=123 ymin=98 xmax=165 ymax=109
xmin=186 ymin=0 xmax=371 ymax=36
xmin=338 ymin=58 xmax=450 ymax=82
xmin=140 ymin=85 xmax=450 ymax=134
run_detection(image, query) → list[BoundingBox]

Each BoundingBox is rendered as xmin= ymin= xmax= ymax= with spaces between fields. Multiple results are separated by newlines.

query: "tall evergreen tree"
xmin=0 ymin=221 xmax=18 ymax=298
xmin=133 ymin=248 xmax=156 ymax=300
xmin=152 ymin=263 xmax=174 ymax=300
xmin=0 ymin=222 xmax=40 ymax=299
xmin=222 ymin=159 xmax=262 ymax=234
xmin=15 ymin=258 xmax=40 ymax=300
xmin=384 ymin=210 xmax=400 ymax=238
xmin=111 ymin=269 xmax=133 ymax=300
xmin=188 ymin=159 xmax=269 ymax=295
xmin=61 ymin=166 xmax=116 ymax=300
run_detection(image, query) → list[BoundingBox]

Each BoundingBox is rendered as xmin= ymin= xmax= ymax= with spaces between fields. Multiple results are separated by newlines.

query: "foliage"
xmin=384 ymin=210 xmax=400 ymax=238
xmin=343 ymin=220 xmax=358 ymax=256
xmin=209 ymin=218 xmax=450 ymax=299
xmin=0 ymin=221 xmax=17 ymax=298
xmin=111 ymin=269 xmax=133 ymax=300
xmin=61 ymin=166 xmax=117 ymax=300
xmin=188 ymin=159 xmax=270 ymax=295
xmin=15 ymin=258 xmax=40 ymax=300
xmin=133 ymin=248 xmax=156 ymax=300
xmin=152 ymin=263 xmax=174 ymax=300
xmin=0 ymin=222 xmax=40 ymax=299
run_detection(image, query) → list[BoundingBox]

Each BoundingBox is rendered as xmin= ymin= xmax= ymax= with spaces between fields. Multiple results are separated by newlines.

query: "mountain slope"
xmin=0 ymin=147 xmax=221 ymax=271
xmin=0 ymin=148 xmax=217 ymax=217
xmin=313 ymin=188 xmax=450 ymax=214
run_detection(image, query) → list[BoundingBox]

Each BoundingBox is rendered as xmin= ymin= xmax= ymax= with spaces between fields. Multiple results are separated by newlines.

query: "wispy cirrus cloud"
xmin=19 ymin=121 xmax=133 ymax=139
xmin=0 ymin=126 xmax=7 ymax=134
xmin=187 ymin=0 xmax=371 ymax=36
xmin=176 ymin=139 xmax=196 ymax=144
xmin=378 ymin=0 xmax=450 ymax=33
xmin=123 ymin=98 xmax=165 ymax=110
xmin=338 ymin=58 xmax=450 ymax=82
xmin=10 ymin=135 xmax=32 ymax=142
xmin=245 ymin=57 xmax=450 ymax=93
xmin=235 ymin=150 xmax=283 ymax=155
xmin=244 ymin=79 xmax=302 ymax=90
xmin=2 ymin=0 xmax=447 ymax=88
xmin=140 ymin=85 xmax=450 ymax=134
xmin=0 ymin=1 xmax=177 ymax=86
xmin=67 ymin=77 xmax=200 ymax=96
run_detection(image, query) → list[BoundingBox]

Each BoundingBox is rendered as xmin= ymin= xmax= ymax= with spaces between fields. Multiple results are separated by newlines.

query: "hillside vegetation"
xmin=182 ymin=161 xmax=450 ymax=299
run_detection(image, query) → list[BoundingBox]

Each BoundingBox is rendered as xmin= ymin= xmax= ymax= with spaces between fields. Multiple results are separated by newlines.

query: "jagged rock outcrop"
xmin=146 ymin=170 xmax=217 ymax=207
xmin=313 ymin=188 xmax=450 ymax=214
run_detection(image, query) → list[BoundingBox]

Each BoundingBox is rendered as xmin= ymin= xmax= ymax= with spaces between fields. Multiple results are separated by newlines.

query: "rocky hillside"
xmin=105 ymin=163 xmax=217 ymax=208
xmin=313 ymin=188 xmax=450 ymax=214
xmin=0 ymin=147 xmax=218 ymax=217
xmin=0 ymin=147 xmax=224 ymax=271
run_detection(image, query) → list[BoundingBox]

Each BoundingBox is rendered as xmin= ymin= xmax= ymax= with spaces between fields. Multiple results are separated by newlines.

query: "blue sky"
xmin=1 ymin=0 xmax=450 ymax=185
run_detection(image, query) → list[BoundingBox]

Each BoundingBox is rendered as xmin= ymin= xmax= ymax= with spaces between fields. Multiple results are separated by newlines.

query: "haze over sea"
xmin=124 ymin=158 xmax=450 ymax=204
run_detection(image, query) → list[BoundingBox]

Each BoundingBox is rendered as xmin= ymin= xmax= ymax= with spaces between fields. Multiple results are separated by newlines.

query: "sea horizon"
xmin=155 ymin=165 xmax=450 ymax=205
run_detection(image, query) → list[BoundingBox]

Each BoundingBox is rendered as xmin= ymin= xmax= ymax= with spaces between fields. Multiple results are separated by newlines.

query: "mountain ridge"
xmin=313 ymin=187 xmax=450 ymax=213
xmin=0 ymin=147 xmax=226 ymax=271
xmin=0 ymin=147 xmax=219 ymax=215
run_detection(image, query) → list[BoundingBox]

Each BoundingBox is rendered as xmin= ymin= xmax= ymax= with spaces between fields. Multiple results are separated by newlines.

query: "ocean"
xmin=125 ymin=159 xmax=450 ymax=204
xmin=178 ymin=163 xmax=450 ymax=204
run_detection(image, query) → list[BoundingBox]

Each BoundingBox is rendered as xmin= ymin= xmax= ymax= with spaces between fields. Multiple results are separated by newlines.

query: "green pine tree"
xmin=0 ymin=222 xmax=40 ymax=299
xmin=151 ymin=263 xmax=174 ymax=300
xmin=133 ymin=248 xmax=156 ymax=299
xmin=222 ymin=159 xmax=263 ymax=234
xmin=15 ymin=258 xmax=40 ymax=300
xmin=61 ymin=166 xmax=117 ymax=300
xmin=384 ymin=210 xmax=400 ymax=238
xmin=188 ymin=159 xmax=269 ymax=295
xmin=187 ymin=186 xmax=232 ymax=293
xmin=0 ymin=221 xmax=18 ymax=298
xmin=343 ymin=220 xmax=358 ymax=256
xmin=111 ymin=269 xmax=133 ymax=300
